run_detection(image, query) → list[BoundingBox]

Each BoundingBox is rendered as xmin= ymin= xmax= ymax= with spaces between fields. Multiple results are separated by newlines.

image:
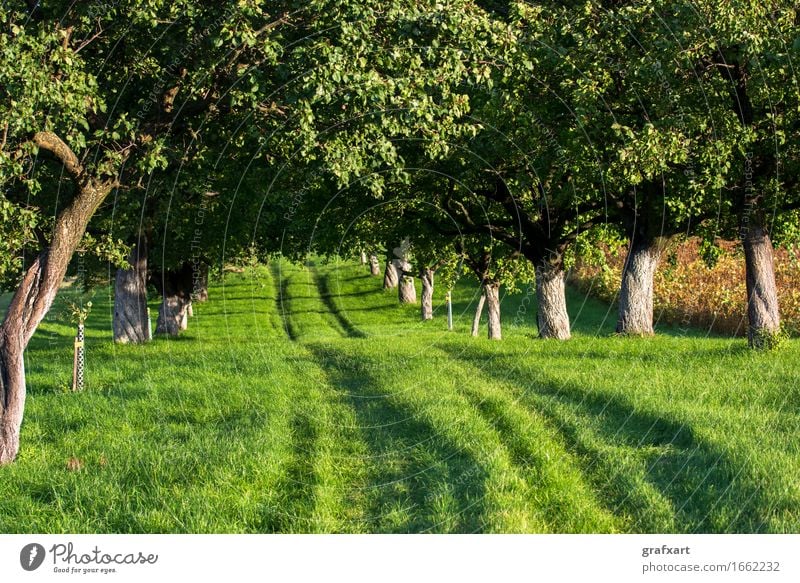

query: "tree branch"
xmin=32 ymin=131 xmax=84 ymax=181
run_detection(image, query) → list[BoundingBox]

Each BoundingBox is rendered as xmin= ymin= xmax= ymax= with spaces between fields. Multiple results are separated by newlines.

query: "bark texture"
xmin=369 ymin=254 xmax=381 ymax=276
xmin=616 ymin=237 xmax=662 ymax=335
xmin=743 ymin=225 xmax=781 ymax=347
xmin=156 ymin=296 xmax=190 ymax=336
xmin=0 ymin=131 xmax=119 ymax=464
xmin=113 ymin=238 xmax=150 ymax=344
xmin=383 ymin=259 xmax=398 ymax=289
xmin=420 ymin=268 xmax=434 ymax=320
xmin=192 ymin=263 xmax=209 ymax=302
xmin=485 ymin=282 xmax=502 ymax=340
xmin=398 ymin=272 xmax=417 ymax=304
xmin=0 ymin=334 xmax=25 ymax=465
xmin=536 ymin=261 xmax=571 ymax=339
xmin=472 ymin=293 xmax=486 ymax=337
xmin=154 ymin=264 xmax=194 ymax=337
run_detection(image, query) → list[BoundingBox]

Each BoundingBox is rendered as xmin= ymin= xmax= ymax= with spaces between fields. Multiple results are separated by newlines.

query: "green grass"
xmin=0 ymin=258 xmax=798 ymax=533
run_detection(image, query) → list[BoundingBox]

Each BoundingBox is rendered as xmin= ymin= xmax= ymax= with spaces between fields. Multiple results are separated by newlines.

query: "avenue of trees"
xmin=1 ymin=0 xmax=799 ymax=463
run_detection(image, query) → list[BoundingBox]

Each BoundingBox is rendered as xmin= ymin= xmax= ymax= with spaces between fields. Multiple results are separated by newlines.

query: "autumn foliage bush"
xmin=570 ymin=238 xmax=800 ymax=337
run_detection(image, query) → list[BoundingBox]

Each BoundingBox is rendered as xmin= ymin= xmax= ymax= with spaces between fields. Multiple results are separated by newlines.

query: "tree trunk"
xmin=360 ymin=251 xmax=368 ymax=265
xmin=396 ymin=255 xmax=417 ymax=304
xmin=113 ymin=238 xmax=150 ymax=344
xmin=616 ymin=237 xmax=662 ymax=336
xmin=192 ymin=263 xmax=209 ymax=302
xmin=154 ymin=264 xmax=193 ymax=337
xmin=743 ymin=225 xmax=780 ymax=347
xmin=383 ymin=259 xmax=398 ymax=289
xmin=398 ymin=273 xmax=417 ymax=304
xmin=0 ymin=333 xmax=25 ymax=465
xmin=369 ymin=254 xmax=381 ymax=276
xmin=536 ymin=261 xmax=571 ymax=339
xmin=0 ymin=130 xmax=119 ymax=464
xmin=485 ymin=282 xmax=501 ymax=340
xmin=156 ymin=295 xmax=190 ymax=336
xmin=187 ymin=303 xmax=194 ymax=319
xmin=472 ymin=293 xmax=486 ymax=337
xmin=420 ymin=268 xmax=434 ymax=320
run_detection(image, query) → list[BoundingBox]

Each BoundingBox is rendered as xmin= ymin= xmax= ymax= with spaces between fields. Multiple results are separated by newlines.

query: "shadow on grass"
xmin=307 ymin=344 xmax=489 ymax=533
xmin=269 ymin=262 xmax=298 ymax=341
xmin=311 ymin=268 xmax=366 ymax=339
xmin=258 ymin=410 xmax=320 ymax=533
xmin=438 ymin=343 xmax=768 ymax=533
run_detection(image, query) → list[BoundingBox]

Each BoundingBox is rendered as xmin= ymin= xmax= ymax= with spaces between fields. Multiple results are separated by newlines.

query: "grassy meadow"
xmin=0 ymin=259 xmax=798 ymax=533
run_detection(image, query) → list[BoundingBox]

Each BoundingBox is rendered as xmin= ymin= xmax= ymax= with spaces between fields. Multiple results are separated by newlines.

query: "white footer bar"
xmin=2 ymin=534 xmax=797 ymax=582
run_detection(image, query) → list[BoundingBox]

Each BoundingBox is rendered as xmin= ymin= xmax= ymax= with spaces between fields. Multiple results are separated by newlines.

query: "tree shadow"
xmin=438 ymin=343 xmax=769 ymax=533
xmin=257 ymin=410 xmax=320 ymax=533
xmin=269 ymin=262 xmax=298 ymax=341
xmin=312 ymin=271 xmax=367 ymax=339
xmin=306 ymin=344 xmax=489 ymax=533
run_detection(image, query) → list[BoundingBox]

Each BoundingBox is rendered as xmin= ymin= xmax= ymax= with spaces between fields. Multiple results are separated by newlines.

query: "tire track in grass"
xmin=259 ymin=260 xmax=335 ymax=530
xmin=258 ymin=386 xmax=366 ymax=533
xmin=429 ymin=344 xmax=624 ymax=532
xmin=257 ymin=402 xmax=320 ymax=533
xmin=276 ymin=260 xmax=360 ymax=341
xmin=438 ymin=342 xmax=677 ymax=532
xmin=269 ymin=259 xmax=298 ymax=341
xmin=258 ymin=261 xmax=370 ymax=531
xmin=309 ymin=262 xmax=366 ymax=339
xmin=212 ymin=268 xmax=323 ymax=533
xmin=269 ymin=350 xmax=370 ymax=532
xmin=439 ymin=342 xmax=768 ymax=532
xmin=306 ymin=343 xmax=492 ymax=533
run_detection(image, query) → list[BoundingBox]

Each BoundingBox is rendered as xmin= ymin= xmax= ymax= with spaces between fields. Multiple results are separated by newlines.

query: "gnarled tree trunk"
xmin=485 ymin=281 xmax=501 ymax=340
xmin=383 ymin=259 xmax=398 ymax=289
xmin=472 ymin=293 xmax=486 ymax=337
xmin=369 ymin=254 xmax=381 ymax=276
xmin=396 ymin=255 xmax=417 ymax=304
xmin=536 ymin=261 xmax=571 ymax=340
xmin=743 ymin=225 xmax=780 ymax=347
xmin=616 ymin=236 xmax=663 ymax=336
xmin=156 ymin=296 xmax=190 ymax=336
xmin=398 ymin=271 xmax=417 ymax=304
xmin=0 ymin=131 xmax=118 ymax=464
xmin=0 ymin=333 xmax=25 ymax=465
xmin=420 ymin=268 xmax=434 ymax=320
xmin=154 ymin=264 xmax=194 ymax=337
xmin=113 ymin=237 xmax=150 ymax=344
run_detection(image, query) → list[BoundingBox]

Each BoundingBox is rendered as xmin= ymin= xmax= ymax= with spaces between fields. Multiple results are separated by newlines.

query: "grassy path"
xmin=0 ymin=259 xmax=797 ymax=533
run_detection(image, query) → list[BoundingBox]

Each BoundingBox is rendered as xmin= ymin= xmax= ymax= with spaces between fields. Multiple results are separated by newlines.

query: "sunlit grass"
xmin=0 ymin=258 xmax=797 ymax=533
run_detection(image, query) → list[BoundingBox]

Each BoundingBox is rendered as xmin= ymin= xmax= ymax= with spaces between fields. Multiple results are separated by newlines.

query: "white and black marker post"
xmin=72 ymin=323 xmax=85 ymax=391
xmin=447 ymin=290 xmax=453 ymax=331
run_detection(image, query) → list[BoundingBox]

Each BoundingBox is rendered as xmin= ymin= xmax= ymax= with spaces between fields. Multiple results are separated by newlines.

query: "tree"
xmin=0 ymin=1 xmax=309 ymax=463
xmin=113 ymin=234 xmax=150 ymax=343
